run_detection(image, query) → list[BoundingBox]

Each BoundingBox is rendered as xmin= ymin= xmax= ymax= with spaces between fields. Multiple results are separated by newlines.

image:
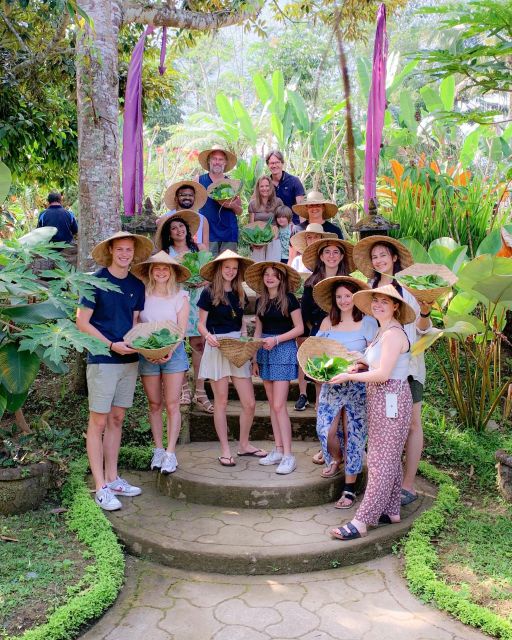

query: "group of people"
xmin=76 ymin=145 xmax=432 ymax=543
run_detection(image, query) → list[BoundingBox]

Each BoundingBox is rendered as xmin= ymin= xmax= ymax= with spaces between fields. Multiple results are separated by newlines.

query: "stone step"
xmin=155 ymin=442 xmax=366 ymax=509
xmin=203 ymin=377 xmax=316 ymax=402
xmin=107 ymin=469 xmax=435 ymax=575
xmin=188 ymin=401 xmax=318 ymax=442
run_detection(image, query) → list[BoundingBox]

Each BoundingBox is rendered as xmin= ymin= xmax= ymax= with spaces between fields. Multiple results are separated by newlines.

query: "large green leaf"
xmin=411 ymin=320 xmax=478 ymax=356
xmin=215 ymin=93 xmax=237 ymax=126
xmin=271 ymin=113 xmax=284 ymax=147
xmin=447 ymin=292 xmax=479 ymax=316
xmin=476 ymin=224 xmax=512 ymax=257
xmin=0 ymin=388 xmax=6 ymax=420
xmin=356 ymin=56 xmax=370 ymax=101
xmin=271 ymin=70 xmax=285 ymax=119
xmin=419 ymin=85 xmax=443 ymax=112
xmin=287 ymin=90 xmax=309 ymax=134
xmin=18 ymin=226 xmax=57 ymax=247
xmin=428 ymin=237 xmax=466 ymax=268
xmin=399 ymin=91 xmax=417 ymax=132
xmin=233 ymin=99 xmax=257 ymax=146
xmin=253 ymin=73 xmax=272 ymax=105
xmin=399 ymin=237 xmax=431 ymax=263
xmin=0 ymin=342 xmax=40 ymax=394
xmin=439 ymin=76 xmax=455 ymax=111
xmin=460 ymin=128 xmax=481 ymax=168
xmin=387 ymin=59 xmax=419 ymax=96
xmin=0 ymin=161 xmax=11 ymax=203
xmin=1 ymin=300 xmax=69 ymax=324
xmin=457 ymin=255 xmax=512 ymax=304
xmin=5 ymin=388 xmax=28 ymax=412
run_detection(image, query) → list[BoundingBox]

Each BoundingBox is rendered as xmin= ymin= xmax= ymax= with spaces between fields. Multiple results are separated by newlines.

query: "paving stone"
xmin=266 ymin=601 xmax=320 ymax=638
xmin=159 ymin=600 xmax=223 ymax=637
xmin=169 ymin=580 xmax=245 ymax=607
xmin=316 ymin=602 xmax=373 ymax=639
xmin=239 ymin=583 xmax=306 ymax=607
xmin=215 ymin=599 xmax=281 ymax=630
xmin=212 ymin=626 xmax=270 ymax=640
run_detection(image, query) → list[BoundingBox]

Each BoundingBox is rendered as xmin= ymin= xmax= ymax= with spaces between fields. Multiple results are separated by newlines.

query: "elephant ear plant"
xmin=0 ymin=227 xmax=114 ymax=438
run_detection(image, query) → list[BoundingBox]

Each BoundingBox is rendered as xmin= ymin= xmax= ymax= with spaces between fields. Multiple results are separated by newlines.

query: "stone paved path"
xmin=80 ymin=555 xmax=487 ymax=640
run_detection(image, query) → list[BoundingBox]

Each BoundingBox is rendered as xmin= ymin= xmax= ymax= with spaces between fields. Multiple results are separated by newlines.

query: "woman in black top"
xmin=197 ymin=250 xmax=267 ymax=466
xmin=245 ymin=262 xmax=303 ymax=475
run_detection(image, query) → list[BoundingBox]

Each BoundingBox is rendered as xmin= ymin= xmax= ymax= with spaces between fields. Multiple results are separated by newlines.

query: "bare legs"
xmin=142 ymin=372 xmax=184 ymax=454
xmin=87 ymin=406 xmax=125 ymax=491
xmin=263 ymin=380 xmax=292 ymax=456
xmin=402 ymin=401 xmax=423 ymax=495
xmin=189 ymin=336 xmax=205 ymax=394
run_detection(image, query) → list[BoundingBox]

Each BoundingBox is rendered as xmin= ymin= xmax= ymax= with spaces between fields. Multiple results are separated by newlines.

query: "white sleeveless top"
xmin=365 ymin=327 xmax=410 ymax=381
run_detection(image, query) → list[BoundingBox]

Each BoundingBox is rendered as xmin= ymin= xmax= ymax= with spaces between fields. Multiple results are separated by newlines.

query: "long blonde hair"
xmin=209 ymin=261 xmax=246 ymax=307
xmin=146 ymin=264 xmax=178 ymax=297
xmin=252 ymin=175 xmax=278 ymax=211
xmin=256 ymin=266 xmax=290 ymax=317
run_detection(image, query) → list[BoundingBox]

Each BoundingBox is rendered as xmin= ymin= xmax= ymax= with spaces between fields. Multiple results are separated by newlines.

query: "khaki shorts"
xmin=87 ymin=362 xmax=139 ymax=413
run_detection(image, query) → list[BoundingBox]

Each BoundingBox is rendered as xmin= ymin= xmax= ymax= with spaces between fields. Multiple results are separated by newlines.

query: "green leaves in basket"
xmin=181 ymin=250 xmax=213 ymax=285
xmin=305 ymin=353 xmax=351 ymax=381
xmin=132 ymin=328 xmax=180 ymax=350
xmin=240 ymin=218 xmax=274 ymax=246
xmin=397 ymin=274 xmax=450 ymax=290
xmin=209 ymin=182 xmax=239 ymax=201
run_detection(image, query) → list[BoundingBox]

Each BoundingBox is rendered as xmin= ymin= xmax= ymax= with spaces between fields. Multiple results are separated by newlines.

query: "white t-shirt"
xmin=139 ymin=290 xmax=189 ymax=324
xmin=290 ymin=255 xmax=312 ymax=274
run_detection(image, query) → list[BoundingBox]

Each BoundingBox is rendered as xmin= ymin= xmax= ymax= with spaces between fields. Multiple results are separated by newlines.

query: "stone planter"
xmin=496 ymin=450 xmax=512 ymax=502
xmin=0 ymin=461 xmax=55 ymax=515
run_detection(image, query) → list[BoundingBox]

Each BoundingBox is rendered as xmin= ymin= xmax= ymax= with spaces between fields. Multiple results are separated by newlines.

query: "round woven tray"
xmin=206 ymin=179 xmax=242 ymax=205
xmin=243 ymin=221 xmax=278 ymax=247
xmin=395 ymin=263 xmax=457 ymax=304
xmin=124 ymin=320 xmax=184 ymax=360
xmin=297 ymin=337 xmax=353 ymax=383
xmin=217 ymin=337 xmax=264 ymax=368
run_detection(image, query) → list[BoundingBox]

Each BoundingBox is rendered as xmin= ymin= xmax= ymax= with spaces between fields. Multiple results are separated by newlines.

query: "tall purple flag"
xmin=363 ymin=4 xmax=388 ymax=213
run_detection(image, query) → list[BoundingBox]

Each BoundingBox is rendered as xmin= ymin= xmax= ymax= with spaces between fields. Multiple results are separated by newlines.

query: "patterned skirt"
xmin=256 ymin=334 xmax=298 ymax=381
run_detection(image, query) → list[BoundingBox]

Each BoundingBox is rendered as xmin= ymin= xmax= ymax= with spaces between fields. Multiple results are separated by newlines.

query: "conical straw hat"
xmin=292 ymin=191 xmax=338 ymax=220
xmin=154 ymin=210 xmax=201 ymax=250
xmin=244 ymin=261 xmax=301 ymax=294
xmin=290 ymin=224 xmax=337 ymax=254
xmin=352 ymin=284 xmax=417 ymax=325
xmin=131 ymin=250 xmax=191 ymax=283
xmin=313 ymin=276 xmax=370 ymax=312
xmin=91 ymin=231 xmax=154 ymax=267
xmin=302 ymin=238 xmax=356 ymax=273
xmin=163 ymin=180 xmax=207 ymax=210
xmin=198 ymin=146 xmax=237 ymax=172
xmin=353 ymin=235 xmax=413 ymax=278
xmin=199 ymin=249 xmax=254 ymax=282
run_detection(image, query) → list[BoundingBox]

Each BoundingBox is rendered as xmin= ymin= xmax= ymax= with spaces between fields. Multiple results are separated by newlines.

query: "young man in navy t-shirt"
xmin=77 ymin=231 xmax=152 ymax=511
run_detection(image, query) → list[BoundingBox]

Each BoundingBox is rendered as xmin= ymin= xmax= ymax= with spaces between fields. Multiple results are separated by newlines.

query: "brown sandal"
xmin=321 ymin=461 xmax=341 ymax=478
xmin=180 ymin=383 xmax=192 ymax=405
xmin=193 ymin=391 xmax=214 ymax=414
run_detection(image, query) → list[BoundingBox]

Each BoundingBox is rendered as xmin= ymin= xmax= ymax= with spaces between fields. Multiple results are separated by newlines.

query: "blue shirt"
xmin=275 ymin=171 xmax=305 ymax=224
xmin=317 ymin=315 xmax=378 ymax=352
xmin=37 ymin=205 xmax=78 ymax=243
xmin=198 ymin=174 xmax=238 ymax=243
xmin=80 ymin=268 xmax=145 ymax=364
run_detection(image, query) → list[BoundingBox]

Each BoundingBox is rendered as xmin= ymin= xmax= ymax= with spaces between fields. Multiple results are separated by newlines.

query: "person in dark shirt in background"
xmin=266 ymin=151 xmax=305 ymax=225
xmin=37 ymin=192 xmax=78 ymax=244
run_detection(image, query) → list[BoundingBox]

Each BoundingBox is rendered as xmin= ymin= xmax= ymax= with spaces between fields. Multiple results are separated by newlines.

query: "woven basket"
xmin=297 ymin=337 xmax=353 ymax=383
xmin=124 ymin=320 xmax=184 ymax=360
xmin=395 ymin=263 xmax=457 ymax=304
xmin=242 ymin=221 xmax=278 ymax=248
xmin=217 ymin=337 xmax=264 ymax=368
xmin=206 ymin=179 xmax=242 ymax=206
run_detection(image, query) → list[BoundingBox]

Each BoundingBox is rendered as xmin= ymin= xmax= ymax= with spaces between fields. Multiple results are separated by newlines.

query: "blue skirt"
xmin=257 ymin=334 xmax=298 ymax=381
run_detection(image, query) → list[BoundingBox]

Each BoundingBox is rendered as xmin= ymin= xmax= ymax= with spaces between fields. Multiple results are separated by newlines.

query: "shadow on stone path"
xmin=80 ymin=555 xmax=488 ymax=640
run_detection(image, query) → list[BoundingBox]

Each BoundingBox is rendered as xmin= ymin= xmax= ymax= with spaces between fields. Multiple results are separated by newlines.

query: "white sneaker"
xmin=107 ymin=477 xmax=142 ymax=497
xmin=95 ymin=487 xmax=122 ymax=511
xmin=276 ymin=455 xmax=297 ymax=475
xmin=151 ymin=448 xmax=165 ymax=470
xmin=160 ymin=452 xmax=178 ymax=475
xmin=258 ymin=448 xmax=283 ymax=466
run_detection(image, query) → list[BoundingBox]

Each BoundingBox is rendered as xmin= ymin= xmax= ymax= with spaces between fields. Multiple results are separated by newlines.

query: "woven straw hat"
xmin=199 ymin=249 xmax=254 ymax=282
xmin=353 ymin=235 xmax=414 ymax=278
xmin=292 ymin=191 xmax=338 ymax=220
xmin=297 ymin=337 xmax=353 ymax=383
xmin=313 ymin=276 xmax=370 ymax=313
xmin=154 ymin=210 xmax=201 ymax=250
xmin=290 ymin=223 xmax=337 ymax=254
xmin=131 ymin=250 xmax=191 ymax=284
xmin=198 ymin=146 xmax=237 ymax=172
xmin=395 ymin=263 xmax=457 ymax=304
xmin=124 ymin=319 xmax=184 ymax=360
xmin=352 ymin=284 xmax=417 ymax=325
xmin=302 ymin=238 xmax=356 ymax=273
xmin=91 ymin=231 xmax=154 ymax=267
xmin=163 ymin=180 xmax=207 ymax=211
xmin=245 ymin=261 xmax=301 ymax=294
xmin=217 ymin=337 xmax=264 ymax=368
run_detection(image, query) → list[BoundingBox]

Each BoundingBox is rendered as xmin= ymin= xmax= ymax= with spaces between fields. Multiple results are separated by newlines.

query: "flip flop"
xmin=237 ymin=449 xmax=267 ymax=458
xmin=321 ymin=461 xmax=342 ymax=478
xmin=218 ymin=456 xmax=236 ymax=467
xmin=401 ymin=489 xmax=418 ymax=506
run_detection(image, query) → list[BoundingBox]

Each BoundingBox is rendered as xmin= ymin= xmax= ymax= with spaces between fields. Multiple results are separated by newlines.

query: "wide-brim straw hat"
xmin=124 ymin=319 xmax=184 ymax=360
xmin=352 ymin=284 xmax=417 ymax=325
xmin=395 ymin=263 xmax=458 ymax=304
xmin=198 ymin=146 xmax=237 ymax=172
xmin=292 ymin=191 xmax=338 ymax=220
xmin=199 ymin=249 xmax=254 ymax=282
xmin=245 ymin=261 xmax=301 ymax=294
xmin=217 ymin=337 xmax=264 ymax=368
xmin=290 ymin=223 xmax=337 ymax=254
xmin=163 ymin=180 xmax=207 ymax=211
xmin=313 ymin=276 xmax=370 ymax=313
xmin=131 ymin=250 xmax=191 ymax=284
xmin=91 ymin=231 xmax=154 ymax=267
xmin=297 ymin=337 xmax=353 ymax=383
xmin=353 ymin=235 xmax=414 ymax=279
xmin=154 ymin=210 xmax=201 ymax=250
xmin=302 ymin=238 xmax=356 ymax=273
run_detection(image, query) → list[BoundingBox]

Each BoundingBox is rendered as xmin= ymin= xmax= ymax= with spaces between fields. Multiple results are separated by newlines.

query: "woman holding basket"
xmin=197 ymin=250 xmax=267 ymax=466
xmin=132 ymin=252 xmax=191 ymax=475
xmin=245 ymin=261 xmax=303 ymax=475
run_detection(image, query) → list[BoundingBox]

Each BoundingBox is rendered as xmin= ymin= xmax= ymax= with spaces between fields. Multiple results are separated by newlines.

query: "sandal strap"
xmin=342 ymin=490 xmax=356 ymax=499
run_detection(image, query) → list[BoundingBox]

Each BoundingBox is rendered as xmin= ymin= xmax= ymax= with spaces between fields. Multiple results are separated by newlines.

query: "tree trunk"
xmin=76 ymin=0 xmax=123 ymax=271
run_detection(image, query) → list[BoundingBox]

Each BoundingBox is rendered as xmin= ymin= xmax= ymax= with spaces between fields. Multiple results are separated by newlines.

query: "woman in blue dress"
xmin=314 ymin=276 xmax=378 ymax=508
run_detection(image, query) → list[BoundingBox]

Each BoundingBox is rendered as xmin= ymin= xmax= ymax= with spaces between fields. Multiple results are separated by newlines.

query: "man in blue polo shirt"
xmin=266 ymin=150 xmax=305 ymax=225
xmin=37 ymin=192 xmax=78 ymax=244
xmin=197 ymin=146 xmax=242 ymax=257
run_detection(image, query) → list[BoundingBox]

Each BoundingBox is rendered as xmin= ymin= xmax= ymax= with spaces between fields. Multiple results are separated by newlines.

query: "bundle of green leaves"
xmin=305 ymin=353 xmax=351 ymax=381
xmin=131 ymin=329 xmax=180 ymax=350
xmin=181 ymin=250 xmax=213 ymax=285
xmin=240 ymin=219 xmax=274 ymax=246
xmin=209 ymin=182 xmax=239 ymax=201
xmin=398 ymin=274 xmax=450 ymax=290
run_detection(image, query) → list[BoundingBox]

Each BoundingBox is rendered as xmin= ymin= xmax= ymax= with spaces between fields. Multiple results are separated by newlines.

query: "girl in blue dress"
xmin=245 ymin=261 xmax=304 ymax=475
xmin=314 ymin=276 xmax=378 ymax=508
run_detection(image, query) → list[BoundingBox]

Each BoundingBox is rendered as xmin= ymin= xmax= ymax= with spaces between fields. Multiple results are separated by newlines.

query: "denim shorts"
xmin=139 ymin=342 xmax=189 ymax=376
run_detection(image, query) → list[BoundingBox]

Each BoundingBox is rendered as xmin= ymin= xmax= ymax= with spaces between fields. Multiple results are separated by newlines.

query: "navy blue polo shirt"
xmin=274 ymin=171 xmax=305 ymax=224
xmin=37 ymin=205 xmax=78 ymax=243
xmin=198 ymin=174 xmax=238 ymax=243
